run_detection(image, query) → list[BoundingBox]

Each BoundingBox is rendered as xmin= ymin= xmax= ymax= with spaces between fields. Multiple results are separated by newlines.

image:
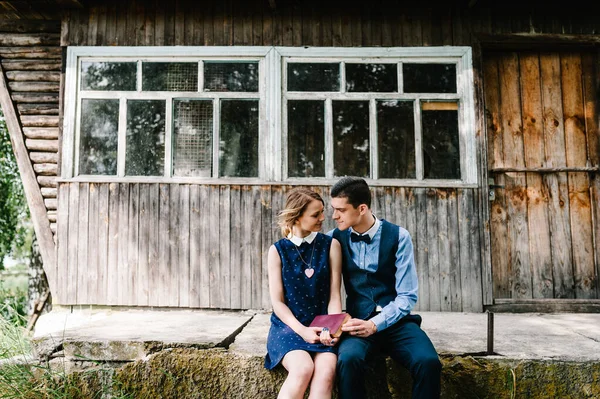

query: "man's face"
xmin=331 ymin=197 xmax=362 ymax=231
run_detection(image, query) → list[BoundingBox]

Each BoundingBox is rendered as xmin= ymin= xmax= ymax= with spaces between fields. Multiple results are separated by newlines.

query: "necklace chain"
xmin=292 ymin=239 xmax=316 ymax=269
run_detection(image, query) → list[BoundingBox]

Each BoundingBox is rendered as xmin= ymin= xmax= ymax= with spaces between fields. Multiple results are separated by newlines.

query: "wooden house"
xmin=1 ymin=0 xmax=598 ymax=314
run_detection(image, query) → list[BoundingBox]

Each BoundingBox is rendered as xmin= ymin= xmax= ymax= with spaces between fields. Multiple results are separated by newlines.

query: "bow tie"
xmin=350 ymin=233 xmax=371 ymax=244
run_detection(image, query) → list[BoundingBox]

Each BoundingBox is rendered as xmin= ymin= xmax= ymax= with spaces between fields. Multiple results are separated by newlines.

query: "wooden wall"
xmin=55 ymin=182 xmax=484 ymax=311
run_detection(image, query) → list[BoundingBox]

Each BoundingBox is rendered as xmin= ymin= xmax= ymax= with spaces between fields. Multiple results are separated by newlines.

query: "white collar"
xmin=287 ymin=231 xmax=317 ymax=247
xmin=350 ymin=215 xmax=380 ymax=240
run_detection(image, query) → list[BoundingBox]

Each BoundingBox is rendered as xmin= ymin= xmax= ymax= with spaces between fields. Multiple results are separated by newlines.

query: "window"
xmin=63 ymin=47 xmax=476 ymax=186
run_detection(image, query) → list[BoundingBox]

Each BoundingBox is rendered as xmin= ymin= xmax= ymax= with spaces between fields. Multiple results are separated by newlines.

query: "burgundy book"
xmin=309 ymin=312 xmax=351 ymax=338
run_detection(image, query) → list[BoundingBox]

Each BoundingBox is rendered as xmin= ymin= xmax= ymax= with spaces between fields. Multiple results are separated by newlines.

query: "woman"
xmin=265 ymin=187 xmax=343 ymax=399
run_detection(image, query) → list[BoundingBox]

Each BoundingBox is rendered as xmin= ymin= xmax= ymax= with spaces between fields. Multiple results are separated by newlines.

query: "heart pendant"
xmin=304 ymin=268 xmax=314 ymax=278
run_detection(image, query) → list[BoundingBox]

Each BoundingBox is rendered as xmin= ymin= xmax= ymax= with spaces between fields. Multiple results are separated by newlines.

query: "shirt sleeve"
xmin=369 ymin=226 xmax=418 ymax=332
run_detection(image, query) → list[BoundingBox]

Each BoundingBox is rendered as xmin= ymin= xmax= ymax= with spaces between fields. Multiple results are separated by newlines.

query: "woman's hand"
xmin=319 ymin=327 xmax=337 ymax=346
xmin=299 ymin=326 xmax=323 ymax=344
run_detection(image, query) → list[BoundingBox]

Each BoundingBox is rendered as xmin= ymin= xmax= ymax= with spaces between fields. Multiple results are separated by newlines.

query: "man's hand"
xmin=341 ymin=318 xmax=377 ymax=338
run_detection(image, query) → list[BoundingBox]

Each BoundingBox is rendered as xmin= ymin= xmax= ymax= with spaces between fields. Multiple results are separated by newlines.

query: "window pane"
xmin=333 ymin=101 xmax=369 ymax=177
xmin=287 ymin=63 xmax=340 ymax=92
xmin=173 ymin=100 xmax=213 ymax=177
xmin=288 ymin=100 xmax=324 ymax=177
xmin=377 ymin=100 xmax=415 ymax=179
xmin=81 ymin=62 xmax=136 ymax=91
xmin=126 ymin=100 xmax=165 ymax=176
xmin=204 ymin=62 xmax=259 ymax=92
xmin=422 ymin=102 xmax=460 ymax=179
xmin=346 ymin=63 xmax=397 ymax=92
xmin=403 ymin=63 xmax=457 ymax=93
xmin=142 ymin=62 xmax=198 ymax=91
xmin=79 ymin=99 xmax=119 ymax=175
xmin=219 ymin=100 xmax=259 ymax=177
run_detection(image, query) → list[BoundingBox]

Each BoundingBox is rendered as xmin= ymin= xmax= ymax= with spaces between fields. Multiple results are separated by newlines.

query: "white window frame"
xmin=62 ymin=46 xmax=477 ymax=187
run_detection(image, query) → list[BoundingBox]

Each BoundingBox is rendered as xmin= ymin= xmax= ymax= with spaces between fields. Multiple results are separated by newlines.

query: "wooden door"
xmin=483 ymin=49 xmax=600 ymax=301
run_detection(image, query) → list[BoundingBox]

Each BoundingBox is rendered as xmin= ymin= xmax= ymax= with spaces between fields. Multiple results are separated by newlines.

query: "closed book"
xmin=309 ymin=312 xmax=351 ymax=338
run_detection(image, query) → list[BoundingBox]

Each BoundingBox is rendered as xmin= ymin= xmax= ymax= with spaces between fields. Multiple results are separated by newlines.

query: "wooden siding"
xmin=59 ymin=1 xmax=600 ymax=48
xmin=485 ymin=50 xmax=600 ymax=300
xmin=55 ymin=182 xmax=484 ymax=311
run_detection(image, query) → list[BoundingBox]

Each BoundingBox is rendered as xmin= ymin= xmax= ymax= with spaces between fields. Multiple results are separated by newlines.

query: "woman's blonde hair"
xmin=278 ymin=187 xmax=324 ymax=237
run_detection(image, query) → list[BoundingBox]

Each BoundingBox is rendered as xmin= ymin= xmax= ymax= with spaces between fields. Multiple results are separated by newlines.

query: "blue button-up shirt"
xmin=328 ymin=217 xmax=419 ymax=332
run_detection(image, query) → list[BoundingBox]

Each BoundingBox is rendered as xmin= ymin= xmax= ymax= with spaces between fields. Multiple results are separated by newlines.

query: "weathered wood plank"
xmin=436 ymin=190 xmax=452 ymax=311
xmin=500 ymin=52 xmax=531 ymax=299
xmin=23 ymin=127 xmax=58 ymax=139
xmin=87 ymin=183 xmax=99 ymax=304
xmin=259 ymin=186 xmax=271 ymax=310
xmin=520 ymin=53 xmax=553 ymax=299
xmin=561 ymin=52 xmax=596 ymax=299
xmin=147 ymin=183 xmax=159 ymax=306
xmin=487 ymin=299 xmax=600 ymax=313
xmin=178 ymin=184 xmax=190 ymax=307
xmin=219 ymin=185 xmax=231 ymax=309
xmin=240 ymin=186 xmax=253 ymax=308
xmin=458 ymin=189 xmax=483 ymax=311
xmin=44 ymin=198 xmax=57 ymax=210
xmin=540 ymin=52 xmax=574 ymax=298
xmin=117 ymin=183 xmax=130 ymax=305
xmin=158 ymin=183 xmax=171 ymax=306
xmin=426 ymin=188 xmax=441 ymax=311
xmin=251 ymin=185 xmax=263 ymax=308
xmin=97 ymin=184 xmax=109 ymax=305
xmin=37 ymin=175 xmax=57 ymax=188
xmin=199 ymin=185 xmax=210 ymax=307
xmin=446 ymin=189 xmax=462 ymax=311
xmin=77 ymin=183 xmax=89 ymax=304
xmin=0 ymin=46 xmax=61 ymax=59
xmin=127 ymin=183 xmax=139 ymax=306
xmin=87 ymin=3 xmax=98 ymax=46
xmin=56 ymin=183 xmax=69 ymax=304
xmin=33 ymin=163 xmax=57 ymax=176
xmin=29 ymin=151 xmax=58 ymax=163
xmin=0 ymin=20 xmax=60 ymax=33
xmin=17 ymin=103 xmax=59 ymax=115
xmin=40 ymin=187 xmax=57 ymax=198
xmin=208 ymin=185 xmax=221 ymax=307
xmin=11 ymin=92 xmax=59 ymax=104
xmin=106 ymin=184 xmax=119 ymax=305
xmin=414 ymin=188 xmax=429 ymax=310
xmin=137 ymin=183 xmax=150 ymax=305
xmin=5 ymin=71 xmax=60 ymax=82
xmin=230 ymin=185 xmax=241 ymax=309
xmin=189 ymin=184 xmax=201 ymax=308
xmin=9 ymin=81 xmax=60 ymax=93
xmin=168 ymin=184 xmax=180 ymax=306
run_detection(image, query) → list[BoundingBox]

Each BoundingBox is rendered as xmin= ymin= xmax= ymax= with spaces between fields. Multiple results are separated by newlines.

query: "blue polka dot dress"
xmin=264 ymin=232 xmax=335 ymax=370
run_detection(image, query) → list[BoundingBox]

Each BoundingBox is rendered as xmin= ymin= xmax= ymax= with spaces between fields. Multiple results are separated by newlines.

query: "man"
xmin=327 ymin=176 xmax=441 ymax=399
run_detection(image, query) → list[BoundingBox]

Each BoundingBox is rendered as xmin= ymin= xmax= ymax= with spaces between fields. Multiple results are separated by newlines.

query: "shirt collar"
xmin=287 ymin=231 xmax=317 ymax=247
xmin=350 ymin=215 xmax=380 ymax=240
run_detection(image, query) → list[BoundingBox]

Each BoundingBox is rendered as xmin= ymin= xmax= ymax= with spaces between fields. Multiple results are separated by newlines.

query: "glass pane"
xmin=288 ymin=100 xmax=325 ymax=177
xmin=142 ymin=62 xmax=198 ymax=91
xmin=403 ymin=63 xmax=457 ymax=93
xmin=173 ymin=100 xmax=213 ymax=177
xmin=287 ymin=63 xmax=340 ymax=92
xmin=204 ymin=62 xmax=259 ymax=92
xmin=81 ymin=62 xmax=136 ymax=91
xmin=377 ymin=100 xmax=415 ymax=179
xmin=333 ymin=101 xmax=370 ymax=177
xmin=422 ymin=102 xmax=460 ymax=179
xmin=219 ymin=100 xmax=259 ymax=177
xmin=346 ymin=63 xmax=397 ymax=92
xmin=126 ymin=100 xmax=165 ymax=176
xmin=79 ymin=99 xmax=119 ymax=175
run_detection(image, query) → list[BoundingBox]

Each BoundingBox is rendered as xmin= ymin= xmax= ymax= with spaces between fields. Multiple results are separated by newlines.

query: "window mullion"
xmin=398 ymin=61 xmax=403 ymax=93
xmin=117 ymin=97 xmax=127 ymax=177
xmin=165 ymin=97 xmax=173 ymax=177
xmin=369 ymin=99 xmax=378 ymax=180
xmin=212 ymin=98 xmax=220 ymax=178
xmin=414 ymin=99 xmax=424 ymax=180
xmin=340 ymin=62 xmax=346 ymax=93
xmin=325 ymin=98 xmax=333 ymax=179
xmin=198 ymin=61 xmax=204 ymax=92
xmin=137 ymin=60 xmax=142 ymax=91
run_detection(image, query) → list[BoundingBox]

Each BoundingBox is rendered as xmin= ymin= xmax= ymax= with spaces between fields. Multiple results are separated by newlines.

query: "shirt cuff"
xmin=370 ymin=313 xmax=386 ymax=332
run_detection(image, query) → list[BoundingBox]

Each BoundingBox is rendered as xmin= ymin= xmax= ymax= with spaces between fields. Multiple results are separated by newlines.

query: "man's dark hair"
xmin=330 ymin=176 xmax=371 ymax=209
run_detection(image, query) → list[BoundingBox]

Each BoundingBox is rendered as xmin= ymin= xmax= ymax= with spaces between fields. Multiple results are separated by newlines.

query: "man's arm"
xmin=369 ymin=227 xmax=418 ymax=332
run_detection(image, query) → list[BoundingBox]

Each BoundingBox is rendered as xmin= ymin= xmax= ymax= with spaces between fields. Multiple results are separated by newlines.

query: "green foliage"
xmin=0 ymin=281 xmax=28 ymax=328
xmin=0 ymin=111 xmax=32 ymax=270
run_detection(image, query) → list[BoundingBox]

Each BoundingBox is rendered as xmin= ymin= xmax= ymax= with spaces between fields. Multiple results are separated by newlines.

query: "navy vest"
xmin=333 ymin=220 xmax=399 ymax=320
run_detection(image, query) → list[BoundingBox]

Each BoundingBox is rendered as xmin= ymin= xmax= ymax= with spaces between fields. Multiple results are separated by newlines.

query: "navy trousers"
xmin=336 ymin=314 xmax=441 ymax=399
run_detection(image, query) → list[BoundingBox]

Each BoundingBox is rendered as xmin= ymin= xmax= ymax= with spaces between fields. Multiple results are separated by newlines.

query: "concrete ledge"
xmin=22 ymin=309 xmax=600 ymax=398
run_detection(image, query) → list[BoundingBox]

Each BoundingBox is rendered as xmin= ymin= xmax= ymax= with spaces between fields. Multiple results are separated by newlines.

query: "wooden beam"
xmin=0 ymin=60 xmax=57 ymax=294
xmin=485 ymin=299 xmax=600 ymax=313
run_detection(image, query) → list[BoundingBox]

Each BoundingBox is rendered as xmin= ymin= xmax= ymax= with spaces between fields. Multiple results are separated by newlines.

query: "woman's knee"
xmin=291 ymin=359 xmax=315 ymax=382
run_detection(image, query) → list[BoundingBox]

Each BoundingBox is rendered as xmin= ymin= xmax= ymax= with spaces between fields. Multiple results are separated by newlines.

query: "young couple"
xmin=265 ymin=177 xmax=442 ymax=399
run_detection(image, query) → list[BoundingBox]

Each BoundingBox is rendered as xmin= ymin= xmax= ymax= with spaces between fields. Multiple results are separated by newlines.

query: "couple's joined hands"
xmin=342 ymin=318 xmax=378 ymax=338
xmin=300 ymin=326 xmax=338 ymax=346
